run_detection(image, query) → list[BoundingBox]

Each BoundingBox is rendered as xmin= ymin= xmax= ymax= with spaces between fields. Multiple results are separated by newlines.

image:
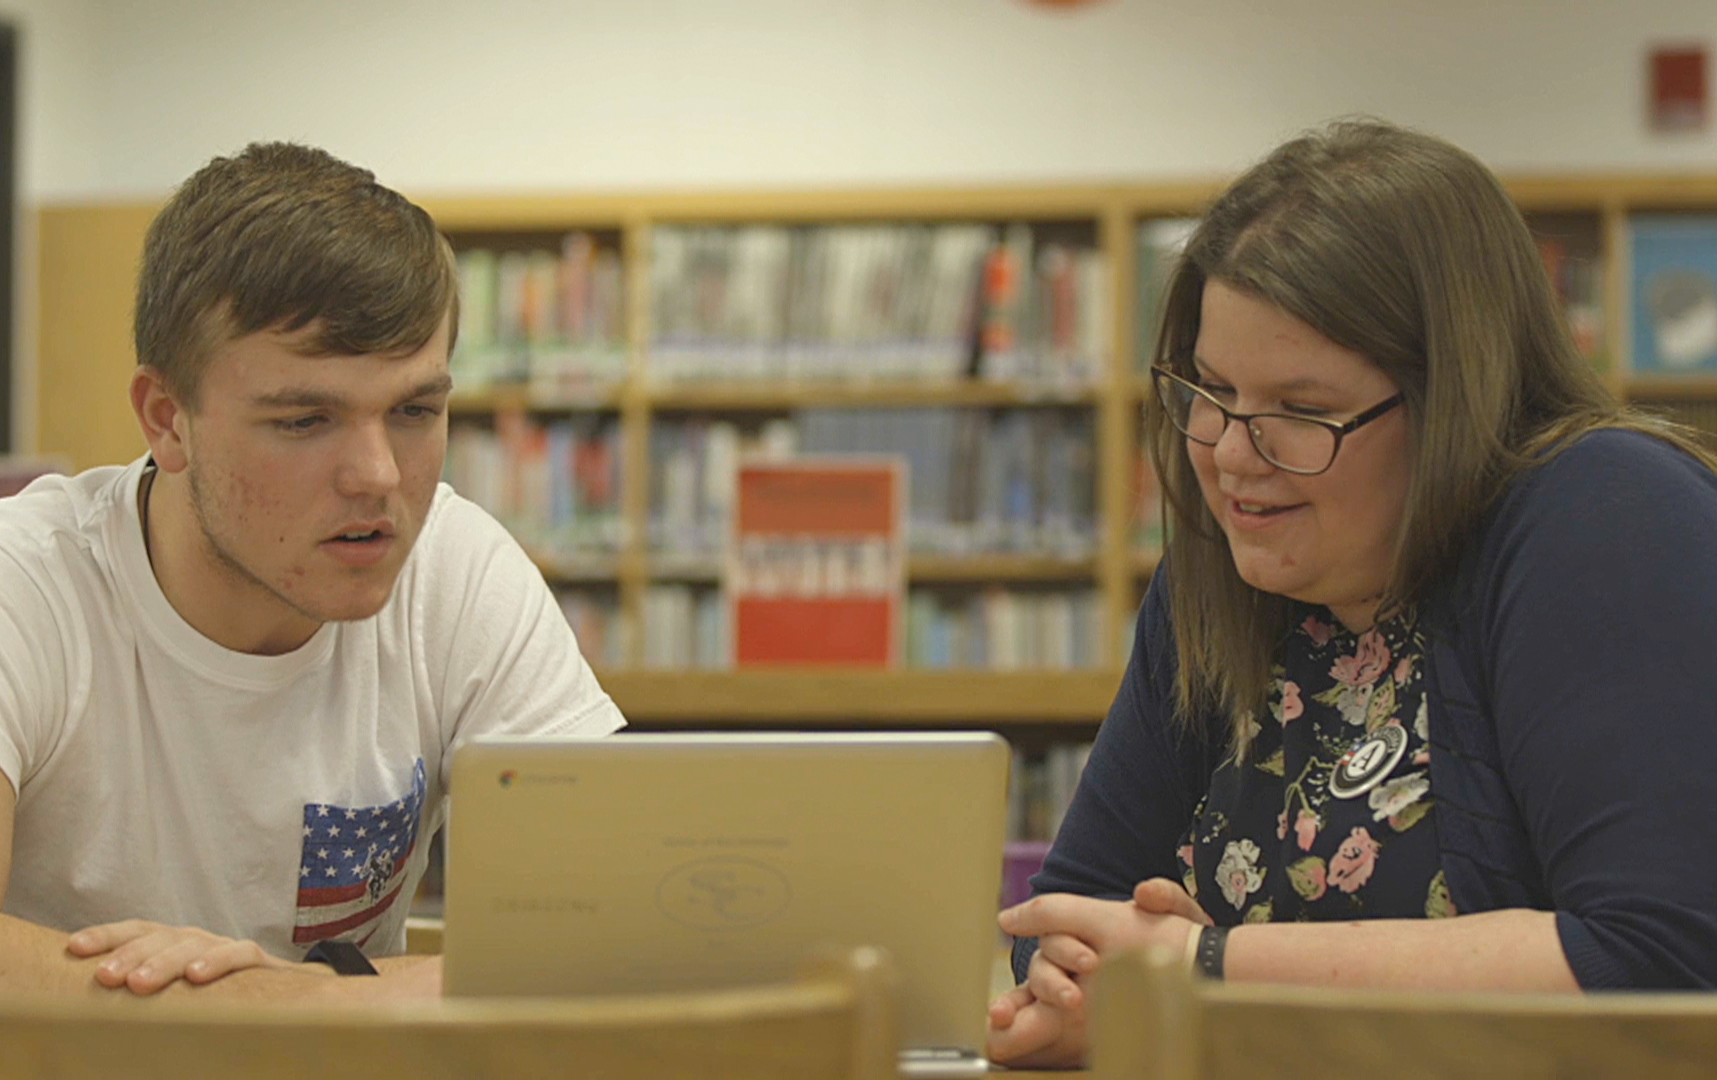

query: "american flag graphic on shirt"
xmin=293 ymin=758 xmax=426 ymax=946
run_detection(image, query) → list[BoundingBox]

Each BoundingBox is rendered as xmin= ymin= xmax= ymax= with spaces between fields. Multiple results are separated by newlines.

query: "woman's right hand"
xmin=984 ymin=945 xmax=1092 ymax=1068
xmin=986 ymin=879 xmax=1210 ymax=1066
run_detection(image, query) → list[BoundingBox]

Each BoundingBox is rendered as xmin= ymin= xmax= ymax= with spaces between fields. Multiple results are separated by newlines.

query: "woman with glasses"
xmin=986 ymin=119 xmax=1717 ymax=1069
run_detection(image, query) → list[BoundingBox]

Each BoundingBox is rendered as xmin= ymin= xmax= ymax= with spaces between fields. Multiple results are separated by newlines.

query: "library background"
xmin=15 ymin=1 xmax=1717 ymax=910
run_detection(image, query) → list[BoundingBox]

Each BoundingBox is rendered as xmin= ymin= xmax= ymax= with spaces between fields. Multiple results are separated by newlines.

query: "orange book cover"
xmin=728 ymin=458 xmax=905 ymax=667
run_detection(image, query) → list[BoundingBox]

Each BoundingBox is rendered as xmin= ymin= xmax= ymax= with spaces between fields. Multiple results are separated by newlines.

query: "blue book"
xmin=1631 ymin=215 xmax=1717 ymax=374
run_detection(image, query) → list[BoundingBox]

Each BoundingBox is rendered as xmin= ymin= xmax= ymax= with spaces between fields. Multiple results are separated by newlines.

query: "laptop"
xmin=443 ymin=731 xmax=1010 ymax=1077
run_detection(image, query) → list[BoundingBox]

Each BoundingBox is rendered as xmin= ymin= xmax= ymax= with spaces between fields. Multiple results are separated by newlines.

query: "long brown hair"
xmin=1145 ymin=118 xmax=1717 ymax=741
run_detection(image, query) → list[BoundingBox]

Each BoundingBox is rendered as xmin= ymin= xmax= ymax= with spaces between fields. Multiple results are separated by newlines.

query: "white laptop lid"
xmin=442 ymin=732 xmax=1009 ymax=1058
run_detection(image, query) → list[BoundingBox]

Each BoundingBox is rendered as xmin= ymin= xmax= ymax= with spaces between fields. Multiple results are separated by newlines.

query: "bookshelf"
xmin=33 ymin=175 xmax=1717 ymax=740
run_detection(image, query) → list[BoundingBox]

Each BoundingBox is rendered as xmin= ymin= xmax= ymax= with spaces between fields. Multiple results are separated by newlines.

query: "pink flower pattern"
xmin=1330 ymin=629 xmax=1392 ymax=687
xmin=1327 ymin=827 xmax=1382 ymax=894
xmin=1301 ymin=615 xmax=1334 ymax=647
xmin=1178 ymin=609 xmax=1435 ymax=922
xmin=1294 ymin=809 xmax=1319 ymax=852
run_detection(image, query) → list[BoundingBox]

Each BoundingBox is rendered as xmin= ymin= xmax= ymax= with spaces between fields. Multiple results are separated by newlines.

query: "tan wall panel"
xmin=37 ymin=204 xmax=158 ymax=470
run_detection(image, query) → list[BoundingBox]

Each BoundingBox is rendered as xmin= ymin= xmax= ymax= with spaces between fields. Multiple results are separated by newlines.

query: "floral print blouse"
xmin=1178 ymin=606 xmax=1456 ymax=925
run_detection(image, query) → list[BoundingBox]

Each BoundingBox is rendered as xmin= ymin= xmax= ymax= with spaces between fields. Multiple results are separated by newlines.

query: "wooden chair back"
xmin=0 ymin=946 xmax=896 ymax=1080
xmin=1091 ymin=947 xmax=1717 ymax=1080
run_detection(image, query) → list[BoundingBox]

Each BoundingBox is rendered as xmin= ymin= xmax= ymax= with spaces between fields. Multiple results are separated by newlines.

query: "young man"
xmin=0 ymin=143 xmax=625 ymax=1000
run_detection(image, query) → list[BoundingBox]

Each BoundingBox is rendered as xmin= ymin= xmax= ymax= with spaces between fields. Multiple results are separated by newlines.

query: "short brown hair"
xmin=135 ymin=141 xmax=458 ymax=406
xmin=1145 ymin=118 xmax=1717 ymax=744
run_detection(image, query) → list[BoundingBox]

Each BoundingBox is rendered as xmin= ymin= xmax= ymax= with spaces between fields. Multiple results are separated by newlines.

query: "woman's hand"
xmin=987 ymin=884 xmax=1209 ymax=1067
xmin=1000 ymin=889 xmax=1203 ymax=966
xmin=984 ymin=949 xmax=1092 ymax=1068
xmin=66 ymin=920 xmax=295 ymax=995
xmin=1133 ymin=877 xmax=1214 ymax=927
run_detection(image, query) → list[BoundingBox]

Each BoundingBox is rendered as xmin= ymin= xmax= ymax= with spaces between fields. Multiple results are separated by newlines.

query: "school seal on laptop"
xmin=657 ymin=856 xmax=792 ymax=929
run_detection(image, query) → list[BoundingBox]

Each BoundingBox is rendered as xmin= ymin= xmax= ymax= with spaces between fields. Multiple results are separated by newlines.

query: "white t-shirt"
xmin=0 ymin=457 xmax=624 ymax=958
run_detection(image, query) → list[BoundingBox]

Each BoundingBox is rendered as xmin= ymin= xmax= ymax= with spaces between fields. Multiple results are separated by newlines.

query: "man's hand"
xmin=66 ymin=920 xmax=298 ymax=995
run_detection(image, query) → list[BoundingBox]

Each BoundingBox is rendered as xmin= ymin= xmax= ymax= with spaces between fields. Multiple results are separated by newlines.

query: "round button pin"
xmin=1329 ymin=723 xmax=1409 ymax=799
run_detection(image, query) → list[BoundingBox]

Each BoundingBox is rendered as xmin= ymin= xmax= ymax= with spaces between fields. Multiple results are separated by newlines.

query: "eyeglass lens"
xmin=1156 ymin=374 xmax=1339 ymax=474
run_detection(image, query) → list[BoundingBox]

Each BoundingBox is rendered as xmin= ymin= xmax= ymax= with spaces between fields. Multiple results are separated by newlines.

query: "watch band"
xmin=1193 ymin=926 xmax=1229 ymax=980
xmin=302 ymin=939 xmax=380 ymax=976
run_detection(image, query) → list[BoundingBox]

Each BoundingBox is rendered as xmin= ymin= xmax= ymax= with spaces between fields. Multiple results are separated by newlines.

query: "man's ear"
xmin=130 ymin=366 xmax=191 ymax=473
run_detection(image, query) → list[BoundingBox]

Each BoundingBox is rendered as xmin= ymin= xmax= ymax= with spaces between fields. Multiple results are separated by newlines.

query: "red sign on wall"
xmin=728 ymin=458 xmax=904 ymax=668
xmin=1651 ymin=45 xmax=1708 ymax=132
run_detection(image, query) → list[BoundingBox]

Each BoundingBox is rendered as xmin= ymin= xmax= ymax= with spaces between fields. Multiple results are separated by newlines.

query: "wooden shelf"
xmin=597 ymin=669 xmax=1121 ymax=724
xmin=616 ymin=553 xmax=1101 ymax=585
xmin=449 ymin=379 xmax=1097 ymax=413
xmin=1623 ymin=375 xmax=1717 ymax=401
xmin=645 ymin=553 xmax=721 ymax=581
xmin=449 ymin=383 xmax=626 ymax=414
xmin=529 ymin=552 xmax=624 ymax=583
xmin=1500 ymin=174 xmax=1717 ymax=212
xmin=427 ymin=185 xmax=1126 ymax=226
xmin=909 ymin=554 xmax=1098 ymax=582
xmin=647 ymin=379 xmax=1099 ymax=411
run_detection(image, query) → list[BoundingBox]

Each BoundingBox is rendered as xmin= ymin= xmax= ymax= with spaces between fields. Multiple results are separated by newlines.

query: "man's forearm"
xmin=150 ymin=953 xmax=440 ymax=1003
xmin=0 ymin=912 xmax=439 ymax=1002
xmin=1225 ymin=909 xmax=1579 ymax=991
xmin=0 ymin=912 xmax=110 ymax=995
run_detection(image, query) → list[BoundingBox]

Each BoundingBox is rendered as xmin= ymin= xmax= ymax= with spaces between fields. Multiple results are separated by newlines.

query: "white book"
xmin=1041 ymin=592 xmax=1074 ymax=671
xmin=649 ymin=226 xmax=687 ymax=362
xmin=701 ymin=421 xmax=740 ymax=552
xmin=661 ymin=425 xmax=701 ymax=555
xmin=1076 ymin=249 xmax=1108 ymax=384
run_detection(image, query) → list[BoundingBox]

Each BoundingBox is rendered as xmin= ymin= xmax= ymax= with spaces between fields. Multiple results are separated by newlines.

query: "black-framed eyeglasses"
xmin=1150 ymin=366 xmax=1404 ymax=476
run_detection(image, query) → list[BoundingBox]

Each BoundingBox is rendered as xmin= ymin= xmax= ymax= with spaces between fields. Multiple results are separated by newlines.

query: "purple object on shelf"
xmin=1000 ymin=840 xmax=1054 ymax=910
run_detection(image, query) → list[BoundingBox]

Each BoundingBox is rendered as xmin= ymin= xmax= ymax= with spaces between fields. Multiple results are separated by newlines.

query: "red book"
xmin=728 ymin=459 xmax=904 ymax=667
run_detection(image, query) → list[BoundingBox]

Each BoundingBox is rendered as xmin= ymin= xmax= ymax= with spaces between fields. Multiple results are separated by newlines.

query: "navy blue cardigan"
xmin=1019 ymin=430 xmax=1717 ymax=989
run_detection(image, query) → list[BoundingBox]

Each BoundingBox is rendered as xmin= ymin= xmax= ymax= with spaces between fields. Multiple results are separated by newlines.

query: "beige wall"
xmin=41 ymin=0 xmax=1717 ymax=200
xmin=36 ymin=204 xmax=150 ymax=469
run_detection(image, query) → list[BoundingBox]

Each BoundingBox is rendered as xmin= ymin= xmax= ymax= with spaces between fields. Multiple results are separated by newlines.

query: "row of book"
xmin=650 ymin=410 xmax=1098 ymax=558
xmin=439 ymin=211 xmax=1645 ymax=395
xmin=444 ymin=410 xmax=1157 ymax=572
xmin=650 ymin=223 xmax=1108 ymax=386
xmin=908 ymin=588 xmax=1103 ymax=671
xmin=444 ymin=413 xmax=625 ymax=555
xmin=451 ymin=233 xmax=628 ymax=393
xmin=1536 ymin=234 xmax=1605 ymax=367
xmin=559 ymin=589 xmax=627 ymax=671
xmin=1135 ymin=218 xmax=1199 ymax=368
xmin=1009 ymin=742 xmax=1093 ymax=845
xmin=641 ymin=586 xmax=729 ymax=671
xmin=558 ymin=584 xmax=1111 ymax=672
xmin=1134 ymin=443 xmax=1165 ymax=551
